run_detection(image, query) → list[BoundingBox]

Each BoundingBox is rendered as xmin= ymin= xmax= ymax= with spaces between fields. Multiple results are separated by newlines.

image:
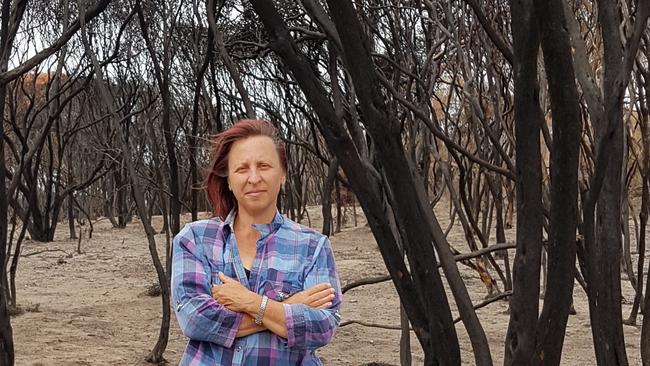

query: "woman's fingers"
xmin=310 ymin=297 xmax=334 ymax=308
xmin=211 ymin=280 xmax=333 ymax=310
xmin=282 ymin=283 xmax=334 ymax=307
xmin=310 ymin=287 xmax=334 ymax=301
xmin=304 ymin=282 xmax=332 ymax=296
xmin=308 ymin=288 xmax=335 ymax=308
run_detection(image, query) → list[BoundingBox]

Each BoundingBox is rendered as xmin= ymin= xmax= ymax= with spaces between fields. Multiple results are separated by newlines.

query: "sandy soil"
xmin=9 ymin=200 xmax=644 ymax=365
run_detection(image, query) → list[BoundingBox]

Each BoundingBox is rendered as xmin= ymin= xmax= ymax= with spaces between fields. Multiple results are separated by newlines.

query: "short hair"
xmin=204 ymin=119 xmax=287 ymax=219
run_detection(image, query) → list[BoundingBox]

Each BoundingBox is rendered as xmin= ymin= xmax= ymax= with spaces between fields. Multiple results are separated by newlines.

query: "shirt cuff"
xmin=283 ymin=303 xmax=306 ymax=348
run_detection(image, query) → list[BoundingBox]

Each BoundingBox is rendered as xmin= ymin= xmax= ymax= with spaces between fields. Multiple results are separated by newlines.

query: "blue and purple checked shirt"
xmin=172 ymin=210 xmax=342 ymax=365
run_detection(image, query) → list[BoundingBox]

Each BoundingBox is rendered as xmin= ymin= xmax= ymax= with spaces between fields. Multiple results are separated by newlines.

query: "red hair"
xmin=204 ymin=119 xmax=287 ymax=219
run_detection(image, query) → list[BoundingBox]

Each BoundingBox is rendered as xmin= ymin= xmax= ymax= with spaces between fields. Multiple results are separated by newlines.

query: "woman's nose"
xmin=247 ymin=169 xmax=262 ymax=184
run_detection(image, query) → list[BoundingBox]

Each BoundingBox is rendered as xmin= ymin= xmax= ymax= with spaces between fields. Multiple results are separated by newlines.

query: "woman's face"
xmin=227 ymin=135 xmax=286 ymax=218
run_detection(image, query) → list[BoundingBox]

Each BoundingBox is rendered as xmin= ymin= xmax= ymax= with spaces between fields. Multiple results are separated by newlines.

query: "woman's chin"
xmin=238 ymin=202 xmax=276 ymax=217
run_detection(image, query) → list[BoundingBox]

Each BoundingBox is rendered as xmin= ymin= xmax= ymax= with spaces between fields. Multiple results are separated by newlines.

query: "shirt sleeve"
xmin=171 ymin=223 xmax=243 ymax=348
xmin=283 ymin=236 xmax=342 ymax=350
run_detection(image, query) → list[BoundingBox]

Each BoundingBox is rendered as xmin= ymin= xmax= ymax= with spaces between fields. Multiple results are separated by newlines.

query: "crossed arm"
xmin=211 ymin=272 xmax=335 ymax=338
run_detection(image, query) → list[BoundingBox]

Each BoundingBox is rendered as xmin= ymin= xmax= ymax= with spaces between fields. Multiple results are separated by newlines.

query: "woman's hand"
xmin=211 ymin=272 xmax=259 ymax=313
xmin=284 ymin=283 xmax=335 ymax=309
xmin=211 ymin=273 xmax=335 ymax=312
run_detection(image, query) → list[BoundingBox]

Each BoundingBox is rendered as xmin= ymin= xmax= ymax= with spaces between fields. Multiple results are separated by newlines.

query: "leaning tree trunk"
xmin=251 ymin=1 xmax=492 ymax=365
xmin=248 ymin=2 xmax=470 ymax=364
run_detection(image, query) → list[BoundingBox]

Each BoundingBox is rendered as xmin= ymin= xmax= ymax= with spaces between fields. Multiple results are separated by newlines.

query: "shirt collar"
xmin=223 ymin=208 xmax=237 ymax=227
xmin=223 ymin=208 xmax=285 ymax=238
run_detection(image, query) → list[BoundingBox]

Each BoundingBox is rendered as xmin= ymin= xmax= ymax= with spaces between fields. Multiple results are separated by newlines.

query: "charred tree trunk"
xmin=582 ymin=1 xmax=648 ymax=364
xmin=115 ymin=167 xmax=130 ymax=228
xmin=9 ymin=208 xmax=30 ymax=308
xmin=0 ymin=73 xmax=12 ymax=366
xmin=66 ymin=152 xmax=78 ymax=240
xmin=103 ymin=177 xmax=119 ymax=228
xmin=335 ymin=180 xmax=342 ymax=233
xmin=249 ymin=1 xmax=499 ymax=364
xmin=133 ymin=2 xmax=174 ymax=361
xmin=137 ymin=0 xmax=180 ymax=240
xmin=0 ymin=0 xmax=27 ymax=360
xmin=188 ymin=0 xmax=215 ymax=221
xmin=147 ymin=118 xmax=167 ymax=238
xmin=639 ymin=9 xmax=650 ymax=365
xmin=322 ymin=158 xmax=337 ymax=236
xmin=486 ymin=175 xmax=511 ymax=290
xmin=528 ymin=0 xmax=582 ymax=362
xmin=628 ymin=69 xmax=650 ymax=325
xmin=504 ymin=0 xmax=544 ymax=363
xmin=67 ymin=192 xmax=76 ymax=240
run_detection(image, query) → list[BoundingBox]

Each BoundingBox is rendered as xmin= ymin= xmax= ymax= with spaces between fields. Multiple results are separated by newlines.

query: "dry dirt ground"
xmin=10 ymin=200 xmax=644 ymax=365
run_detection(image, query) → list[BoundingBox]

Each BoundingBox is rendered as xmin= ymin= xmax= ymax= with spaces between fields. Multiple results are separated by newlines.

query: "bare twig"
xmin=341 ymin=291 xmax=512 ymax=330
xmin=340 ymin=320 xmax=408 ymax=330
xmin=452 ymin=291 xmax=512 ymax=323
xmin=343 ymin=242 xmax=516 ymax=294
xmin=21 ymin=249 xmax=72 ymax=258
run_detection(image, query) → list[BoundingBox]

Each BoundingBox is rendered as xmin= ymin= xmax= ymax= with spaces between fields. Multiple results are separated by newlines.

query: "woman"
xmin=172 ymin=119 xmax=342 ymax=365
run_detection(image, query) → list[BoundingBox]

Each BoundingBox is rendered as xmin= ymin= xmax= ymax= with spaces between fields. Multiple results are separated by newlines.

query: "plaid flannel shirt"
xmin=172 ymin=210 xmax=342 ymax=365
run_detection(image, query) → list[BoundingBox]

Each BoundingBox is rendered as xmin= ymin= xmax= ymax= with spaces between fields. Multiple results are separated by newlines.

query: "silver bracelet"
xmin=254 ymin=295 xmax=269 ymax=325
